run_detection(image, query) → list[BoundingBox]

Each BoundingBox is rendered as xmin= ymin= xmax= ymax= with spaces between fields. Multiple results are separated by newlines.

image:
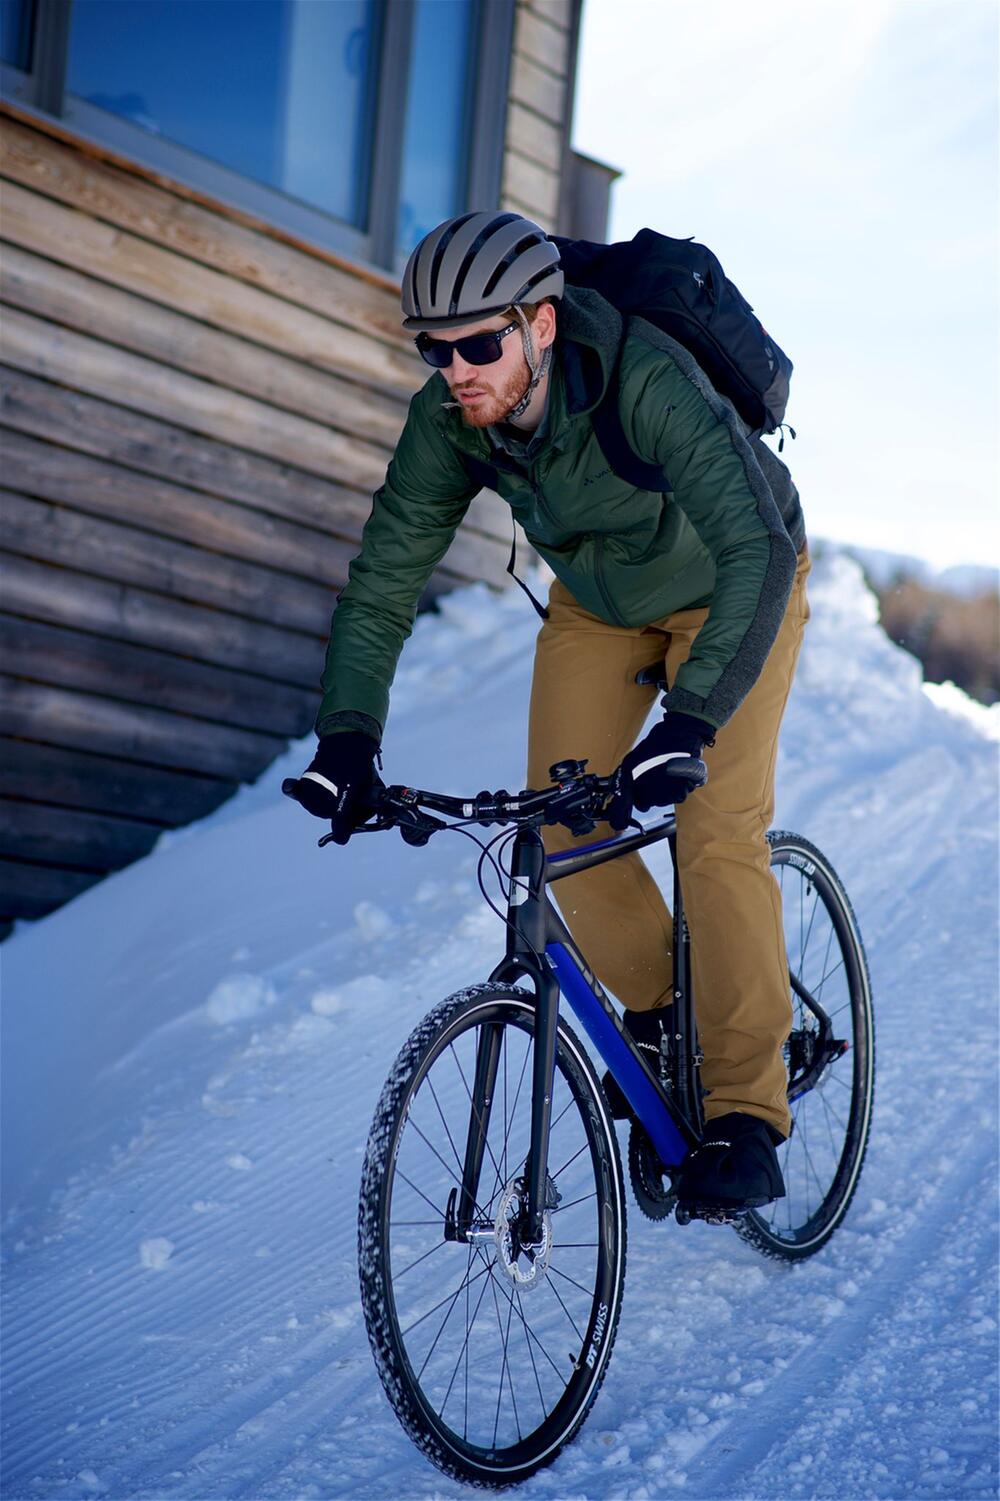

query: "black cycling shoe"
xmin=675 ymin=1112 xmax=786 ymax=1213
xmin=601 ymin=1007 xmax=669 ymax=1120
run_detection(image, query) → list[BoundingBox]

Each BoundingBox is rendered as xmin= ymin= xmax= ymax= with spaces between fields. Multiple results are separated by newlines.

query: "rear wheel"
xmin=358 ymin=983 xmax=627 ymax=1486
xmin=736 ymin=832 xmax=875 ymax=1260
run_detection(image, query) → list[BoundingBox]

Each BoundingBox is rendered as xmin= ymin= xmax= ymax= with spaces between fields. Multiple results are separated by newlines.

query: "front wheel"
xmin=736 ymin=832 xmax=875 ymax=1261
xmin=358 ymin=983 xmax=627 ymax=1487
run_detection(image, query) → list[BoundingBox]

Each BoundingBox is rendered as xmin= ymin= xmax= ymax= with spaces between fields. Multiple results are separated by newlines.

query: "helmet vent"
xmin=427 ymin=210 xmax=477 ymax=310
xmin=450 ymin=215 xmax=522 ymax=313
xmin=481 ymin=233 xmax=543 ymax=300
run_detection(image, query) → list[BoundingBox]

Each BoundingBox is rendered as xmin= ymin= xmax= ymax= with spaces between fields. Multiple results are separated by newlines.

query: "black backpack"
xmin=554 ymin=228 xmax=792 ymax=435
xmin=458 ymin=228 xmax=795 ymax=615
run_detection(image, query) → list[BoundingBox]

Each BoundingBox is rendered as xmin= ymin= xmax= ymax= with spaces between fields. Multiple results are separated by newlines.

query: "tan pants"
xmin=527 ymin=549 xmax=811 ymax=1138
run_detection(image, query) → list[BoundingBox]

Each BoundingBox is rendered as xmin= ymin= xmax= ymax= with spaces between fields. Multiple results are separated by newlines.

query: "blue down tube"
xmin=547 ymin=943 xmax=689 ymax=1168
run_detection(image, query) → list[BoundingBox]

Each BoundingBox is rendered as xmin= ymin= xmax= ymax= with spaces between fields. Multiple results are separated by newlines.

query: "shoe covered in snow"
xmin=676 ymin=1112 xmax=786 ymax=1211
xmin=601 ymin=1007 xmax=668 ymax=1120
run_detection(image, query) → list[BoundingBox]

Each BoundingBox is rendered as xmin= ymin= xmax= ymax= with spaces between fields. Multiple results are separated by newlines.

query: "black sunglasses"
xmin=415 ymin=320 xmax=519 ymax=369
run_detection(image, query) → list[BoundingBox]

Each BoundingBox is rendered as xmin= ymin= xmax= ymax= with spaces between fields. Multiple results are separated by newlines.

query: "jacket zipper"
xmin=532 ymin=477 xmax=559 ymax=532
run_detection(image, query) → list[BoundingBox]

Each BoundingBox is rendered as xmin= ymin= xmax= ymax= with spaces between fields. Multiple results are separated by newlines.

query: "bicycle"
xmin=283 ymin=715 xmax=874 ymax=1487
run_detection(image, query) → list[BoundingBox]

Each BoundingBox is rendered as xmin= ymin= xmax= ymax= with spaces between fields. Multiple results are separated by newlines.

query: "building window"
xmin=1 ymin=0 xmax=513 ymax=274
xmin=397 ymin=0 xmax=476 ymax=264
xmin=66 ymin=0 xmax=378 ymax=230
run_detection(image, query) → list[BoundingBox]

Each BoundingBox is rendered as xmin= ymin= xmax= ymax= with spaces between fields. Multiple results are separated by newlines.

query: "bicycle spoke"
xmin=395 ymin=1238 xmax=449 ymax=1282
xmin=550 ymin=1094 xmax=577 ymax=1133
xmin=426 ymin=1071 xmax=471 ymax=1180
xmin=799 ymin=886 xmax=821 ymax=974
xmin=545 ymin=1269 xmax=587 ymax=1342
xmin=819 ymin=1089 xmax=842 ymax=1162
xmin=516 ymin=1284 xmax=547 ymax=1420
xmin=395 ymin=1168 xmax=447 ymax=1224
xmin=549 ymin=1260 xmax=598 ymax=1303
xmin=485 ymin=1029 xmax=532 ymax=1211
xmin=400 ymin=1257 xmax=492 ymax=1341
xmin=816 ymin=1086 xmax=849 ymax=1130
xmin=489 ymin=1269 xmax=521 ymax=1447
xmin=438 ymin=1251 xmax=496 ymax=1420
xmin=798 ymin=1112 xmax=828 ymax=1212
xmin=550 ymin=1140 xmax=588 ymax=1183
xmin=552 ymin=1190 xmax=597 ymax=1213
xmin=814 ymin=954 xmax=846 ymax=991
xmin=484 ymin=1263 xmax=570 ymax=1382
xmin=417 ymin=1244 xmax=476 ymax=1382
xmin=813 ymin=922 xmax=836 ymax=999
xmin=408 ymin=1118 xmax=491 ymax=1222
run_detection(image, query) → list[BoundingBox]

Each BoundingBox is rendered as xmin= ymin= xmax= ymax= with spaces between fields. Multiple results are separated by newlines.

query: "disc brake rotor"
xmin=494 ymin=1175 xmax=553 ymax=1291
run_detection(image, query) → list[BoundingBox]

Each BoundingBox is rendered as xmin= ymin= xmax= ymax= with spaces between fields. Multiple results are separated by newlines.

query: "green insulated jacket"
xmin=317 ymin=286 xmax=805 ymax=740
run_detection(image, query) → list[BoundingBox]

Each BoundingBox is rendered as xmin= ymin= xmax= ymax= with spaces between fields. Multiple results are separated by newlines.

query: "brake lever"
xmin=543 ymin=773 xmax=606 ymax=836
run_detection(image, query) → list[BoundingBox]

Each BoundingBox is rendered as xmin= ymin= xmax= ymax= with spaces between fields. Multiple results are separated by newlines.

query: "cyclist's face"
xmin=431 ymin=305 xmax=555 ymax=429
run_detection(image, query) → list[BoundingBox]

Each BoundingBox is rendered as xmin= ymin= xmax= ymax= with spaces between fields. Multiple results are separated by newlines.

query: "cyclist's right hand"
xmin=289 ymin=731 xmax=380 ymax=845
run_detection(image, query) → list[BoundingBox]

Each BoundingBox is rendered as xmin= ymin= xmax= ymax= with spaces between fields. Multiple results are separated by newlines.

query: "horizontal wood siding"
xmin=0 ymin=7 xmax=579 ymax=927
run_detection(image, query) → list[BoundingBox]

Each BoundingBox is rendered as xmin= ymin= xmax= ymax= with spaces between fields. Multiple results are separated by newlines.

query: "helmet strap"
xmin=504 ymin=304 xmax=552 ymax=422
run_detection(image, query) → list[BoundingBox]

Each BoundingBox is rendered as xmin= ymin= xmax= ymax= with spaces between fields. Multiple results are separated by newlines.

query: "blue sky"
xmin=572 ymin=0 xmax=998 ymax=569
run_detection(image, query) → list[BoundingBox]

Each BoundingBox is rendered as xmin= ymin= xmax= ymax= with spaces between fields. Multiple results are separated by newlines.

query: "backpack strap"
xmin=458 ymin=449 xmax=550 ymax=621
xmin=458 ymin=452 xmax=501 ymax=493
xmin=590 ymin=346 xmax=673 ymax=494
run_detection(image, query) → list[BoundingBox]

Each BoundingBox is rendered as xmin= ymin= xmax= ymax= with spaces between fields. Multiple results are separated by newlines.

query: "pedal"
xmin=675 ymin=1198 xmax=768 ymax=1227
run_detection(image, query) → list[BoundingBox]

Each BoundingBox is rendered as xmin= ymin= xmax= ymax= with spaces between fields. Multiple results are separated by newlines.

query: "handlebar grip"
xmin=282 ymin=777 xmax=301 ymax=799
xmin=673 ymin=756 xmax=708 ymax=788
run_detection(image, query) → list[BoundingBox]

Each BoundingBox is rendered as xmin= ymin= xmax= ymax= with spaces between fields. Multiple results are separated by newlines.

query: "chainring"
xmin=627 ymin=1122 xmax=677 ymax=1221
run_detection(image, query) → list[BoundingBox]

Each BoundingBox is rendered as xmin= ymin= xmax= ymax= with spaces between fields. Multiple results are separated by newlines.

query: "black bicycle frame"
xmin=451 ymin=815 xmax=705 ymax=1245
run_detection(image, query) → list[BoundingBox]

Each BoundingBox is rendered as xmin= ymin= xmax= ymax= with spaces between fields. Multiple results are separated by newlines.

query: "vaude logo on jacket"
xmin=583 ymin=468 xmax=612 ymax=486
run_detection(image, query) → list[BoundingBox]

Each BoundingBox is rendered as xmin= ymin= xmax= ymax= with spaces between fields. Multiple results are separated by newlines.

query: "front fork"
xmin=450 ymin=828 xmax=557 ymax=1247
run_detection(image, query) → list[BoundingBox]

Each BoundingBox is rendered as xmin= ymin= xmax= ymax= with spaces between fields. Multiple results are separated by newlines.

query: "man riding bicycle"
xmin=292 ymin=211 xmax=811 ymax=1215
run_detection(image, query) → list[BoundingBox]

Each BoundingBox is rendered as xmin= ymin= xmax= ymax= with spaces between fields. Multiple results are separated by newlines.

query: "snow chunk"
xmin=285 ymin=1013 xmax=335 ymax=1044
xmin=309 ymin=988 xmax=344 ymax=1017
xmin=226 ymin=1153 xmax=253 ymax=1172
xmin=353 ymin=901 xmax=395 ymax=941
xmin=76 ymin=1471 xmax=105 ymax=1493
xmin=205 ymin=973 xmax=276 ymax=1024
xmin=310 ymin=974 xmax=394 ymax=1016
xmin=139 ymin=1237 xmax=174 ymax=1271
xmin=923 ymin=680 xmax=1000 ymax=740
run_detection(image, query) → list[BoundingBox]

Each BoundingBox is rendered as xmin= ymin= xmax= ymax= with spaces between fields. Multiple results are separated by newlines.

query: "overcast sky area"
xmin=571 ymin=0 xmax=998 ymax=570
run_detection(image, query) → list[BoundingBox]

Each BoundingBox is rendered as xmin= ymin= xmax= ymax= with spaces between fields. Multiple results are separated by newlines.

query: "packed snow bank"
xmin=2 ymin=551 xmax=997 ymax=1501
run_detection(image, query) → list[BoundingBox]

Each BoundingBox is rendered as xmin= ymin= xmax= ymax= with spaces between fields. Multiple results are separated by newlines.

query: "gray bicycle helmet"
xmin=401 ymin=211 xmax=564 ymax=331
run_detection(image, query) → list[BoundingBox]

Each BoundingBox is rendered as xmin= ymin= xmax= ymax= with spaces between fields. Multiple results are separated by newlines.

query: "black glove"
xmin=292 ymin=731 xmax=380 ymax=845
xmin=607 ymin=712 xmax=714 ymax=830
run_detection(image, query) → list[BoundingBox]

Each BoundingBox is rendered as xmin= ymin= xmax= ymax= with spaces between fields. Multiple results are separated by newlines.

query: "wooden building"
xmin=0 ymin=0 xmax=617 ymax=934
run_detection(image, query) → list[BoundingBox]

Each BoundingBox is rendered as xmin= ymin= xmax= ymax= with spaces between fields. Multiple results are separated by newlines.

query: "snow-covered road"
xmin=2 ymin=554 xmax=997 ymax=1499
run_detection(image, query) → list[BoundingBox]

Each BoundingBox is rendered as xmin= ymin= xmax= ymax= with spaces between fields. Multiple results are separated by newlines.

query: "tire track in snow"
xmin=668 ymin=1110 xmax=998 ymax=1497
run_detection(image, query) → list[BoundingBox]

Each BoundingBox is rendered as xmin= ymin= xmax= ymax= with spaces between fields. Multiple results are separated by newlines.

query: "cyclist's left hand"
xmin=607 ymin=712 xmax=714 ymax=828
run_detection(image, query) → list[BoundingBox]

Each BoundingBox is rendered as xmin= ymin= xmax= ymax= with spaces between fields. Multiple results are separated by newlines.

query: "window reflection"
xmin=397 ymin=0 xmax=475 ymax=262
xmin=66 ymin=0 xmax=377 ymax=228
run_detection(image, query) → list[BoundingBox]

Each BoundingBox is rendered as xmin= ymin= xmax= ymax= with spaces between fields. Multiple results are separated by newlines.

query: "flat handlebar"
xmin=281 ymin=755 xmax=707 ymax=847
